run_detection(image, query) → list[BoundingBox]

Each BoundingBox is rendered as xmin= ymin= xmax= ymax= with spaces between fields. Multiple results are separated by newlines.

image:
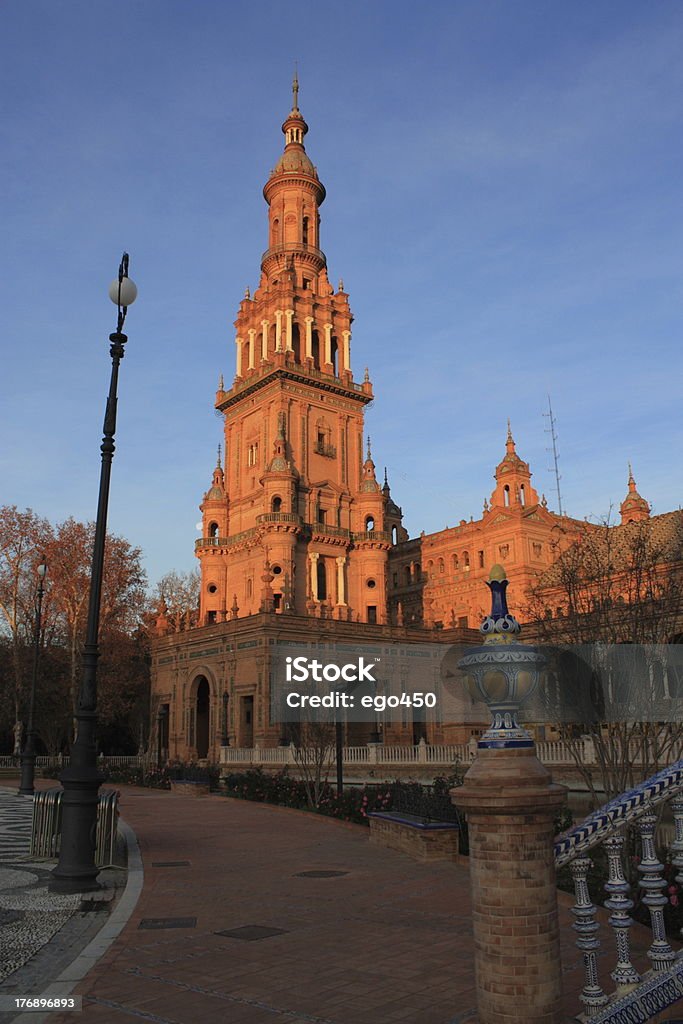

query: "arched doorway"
xmin=196 ymin=677 xmax=210 ymax=759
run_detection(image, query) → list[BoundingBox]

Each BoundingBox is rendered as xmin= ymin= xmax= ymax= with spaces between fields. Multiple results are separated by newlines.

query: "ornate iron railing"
xmin=555 ymin=759 xmax=683 ymax=1022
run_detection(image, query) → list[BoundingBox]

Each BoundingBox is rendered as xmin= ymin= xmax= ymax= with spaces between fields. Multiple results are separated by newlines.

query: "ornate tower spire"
xmin=620 ymin=463 xmax=650 ymax=524
xmin=261 ymin=73 xmax=327 ymax=283
xmin=490 ymin=426 xmax=538 ymax=510
xmin=292 ymin=67 xmax=299 ymax=111
xmin=506 ymin=419 xmax=516 ymax=455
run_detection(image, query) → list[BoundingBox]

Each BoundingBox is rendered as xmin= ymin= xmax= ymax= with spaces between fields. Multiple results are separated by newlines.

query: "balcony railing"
xmin=222 ymin=360 xmax=367 ymax=399
xmin=256 ymin=512 xmax=302 ymax=526
xmin=261 ymin=242 xmax=327 ymax=266
xmin=313 ymin=441 xmax=337 ymax=458
xmin=352 ymin=530 xmax=392 ymax=543
xmin=195 ymin=528 xmax=258 ymax=550
xmin=307 ymin=522 xmax=351 ymax=539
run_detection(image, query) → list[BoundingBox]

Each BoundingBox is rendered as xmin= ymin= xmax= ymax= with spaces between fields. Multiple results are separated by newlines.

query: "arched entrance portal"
xmin=196 ymin=677 xmax=210 ymax=759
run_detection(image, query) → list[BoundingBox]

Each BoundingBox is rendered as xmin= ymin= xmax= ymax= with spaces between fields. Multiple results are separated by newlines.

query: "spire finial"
xmin=217 ymin=444 xmax=222 ymax=469
xmin=292 ymin=66 xmax=299 ymax=111
xmin=505 ymin=418 xmax=516 ymax=454
xmin=218 ymin=372 xmax=224 ymax=391
xmin=366 ymin=436 xmax=372 ymax=461
xmin=384 ymin=467 xmax=388 ymax=487
xmin=628 ymin=460 xmax=634 ymax=482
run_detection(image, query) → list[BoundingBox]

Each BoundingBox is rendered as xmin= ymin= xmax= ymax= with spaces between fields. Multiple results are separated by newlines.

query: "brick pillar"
xmin=455 ymin=746 xmax=566 ymax=1024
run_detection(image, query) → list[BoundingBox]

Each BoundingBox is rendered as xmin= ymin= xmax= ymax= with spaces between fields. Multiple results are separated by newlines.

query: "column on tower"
xmin=336 ymin=556 xmax=347 ymax=606
xmin=341 ymin=330 xmax=351 ymax=374
xmin=275 ymin=310 xmax=283 ymax=351
xmin=323 ymin=324 xmax=332 ymax=369
xmin=285 ymin=309 xmax=294 ymax=352
xmin=309 ymin=552 xmax=319 ymax=601
xmin=304 ymin=317 xmax=313 ymax=361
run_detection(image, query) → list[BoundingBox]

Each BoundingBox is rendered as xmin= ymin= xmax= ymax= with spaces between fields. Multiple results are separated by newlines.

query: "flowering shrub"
xmin=221 ymin=768 xmax=468 ymax=834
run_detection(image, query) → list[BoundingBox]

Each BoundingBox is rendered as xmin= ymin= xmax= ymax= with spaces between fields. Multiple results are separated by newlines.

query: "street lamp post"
xmin=18 ymin=560 xmax=48 ymax=796
xmin=50 ymin=254 xmax=137 ymax=894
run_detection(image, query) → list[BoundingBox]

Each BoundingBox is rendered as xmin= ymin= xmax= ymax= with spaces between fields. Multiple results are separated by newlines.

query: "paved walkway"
xmin=0 ymin=780 xmax=674 ymax=1024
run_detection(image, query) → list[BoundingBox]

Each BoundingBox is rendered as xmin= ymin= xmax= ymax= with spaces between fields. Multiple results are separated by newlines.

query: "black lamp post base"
xmin=49 ymin=871 xmax=101 ymax=895
xmin=18 ymin=752 xmax=36 ymax=796
xmin=49 ymin=764 xmax=104 ymax=894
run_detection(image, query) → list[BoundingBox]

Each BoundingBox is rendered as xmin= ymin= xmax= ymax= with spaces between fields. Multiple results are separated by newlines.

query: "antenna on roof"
xmin=543 ymin=394 xmax=564 ymax=517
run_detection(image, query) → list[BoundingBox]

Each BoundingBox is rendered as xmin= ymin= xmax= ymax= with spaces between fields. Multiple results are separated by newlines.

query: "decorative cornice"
xmin=217 ymin=367 xmax=371 ymax=411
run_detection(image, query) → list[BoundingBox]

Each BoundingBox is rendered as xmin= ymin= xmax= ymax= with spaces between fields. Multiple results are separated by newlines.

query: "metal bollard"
xmin=31 ymin=788 xmax=119 ymax=866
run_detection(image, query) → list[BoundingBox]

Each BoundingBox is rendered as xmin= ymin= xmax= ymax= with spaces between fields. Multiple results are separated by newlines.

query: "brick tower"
xmin=196 ymin=76 xmax=407 ymax=627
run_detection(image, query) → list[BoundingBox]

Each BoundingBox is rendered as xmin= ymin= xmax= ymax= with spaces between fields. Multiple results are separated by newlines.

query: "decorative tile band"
xmin=554 ymin=758 xmax=683 ymax=868
xmin=587 ymin=958 xmax=683 ymax=1024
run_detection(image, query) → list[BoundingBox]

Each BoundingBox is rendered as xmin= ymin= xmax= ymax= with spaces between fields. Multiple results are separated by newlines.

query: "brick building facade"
xmin=151 ymin=81 xmax=677 ymax=763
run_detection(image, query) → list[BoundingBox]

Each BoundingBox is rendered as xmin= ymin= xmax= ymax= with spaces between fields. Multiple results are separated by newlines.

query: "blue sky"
xmin=2 ymin=1 xmax=682 ymax=587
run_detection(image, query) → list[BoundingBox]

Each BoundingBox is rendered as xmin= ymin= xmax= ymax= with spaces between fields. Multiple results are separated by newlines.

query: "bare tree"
xmin=154 ymin=569 xmax=200 ymax=633
xmin=46 ymin=517 xmax=147 ymax=738
xmin=0 ymin=506 xmax=54 ymax=741
xmin=526 ymin=511 xmax=683 ymax=804
xmin=288 ymin=717 xmax=337 ymax=810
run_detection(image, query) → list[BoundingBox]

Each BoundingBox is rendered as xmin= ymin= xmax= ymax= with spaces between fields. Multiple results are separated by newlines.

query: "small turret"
xmin=490 ymin=422 xmax=539 ymax=510
xmin=620 ymin=464 xmax=650 ymax=524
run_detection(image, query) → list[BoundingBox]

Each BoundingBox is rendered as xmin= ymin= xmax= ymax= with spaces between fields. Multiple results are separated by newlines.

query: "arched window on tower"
xmin=404 ymin=565 xmax=411 ymax=585
xmin=504 ymin=485 xmax=510 ymax=507
xmin=463 ymin=551 xmax=470 ymax=569
xmin=302 ymin=216 xmax=309 ymax=246
xmin=316 ymin=559 xmax=327 ymax=601
xmin=391 ymin=525 xmax=398 ymax=545
xmin=520 ymin=484 xmax=526 ymax=506
xmin=208 ymin=522 xmax=219 ymax=539
xmin=365 ymin=515 xmax=375 ymax=533
xmin=292 ymin=322 xmax=301 ymax=362
xmin=331 ymin=336 xmax=339 ymax=376
xmin=438 ymin=558 xmax=445 ymax=574
xmin=312 ymin=330 xmax=320 ymax=370
xmin=273 ymin=218 xmax=280 ymax=245
xmin=452 ymin=553 xmax=459 ymax=571
xmin=272 ymin=496 xmax=282 ymax=514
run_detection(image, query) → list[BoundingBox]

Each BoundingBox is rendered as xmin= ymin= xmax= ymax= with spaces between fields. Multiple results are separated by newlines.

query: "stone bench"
xmin=366 ymin=810 xmax=461 ymax=862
